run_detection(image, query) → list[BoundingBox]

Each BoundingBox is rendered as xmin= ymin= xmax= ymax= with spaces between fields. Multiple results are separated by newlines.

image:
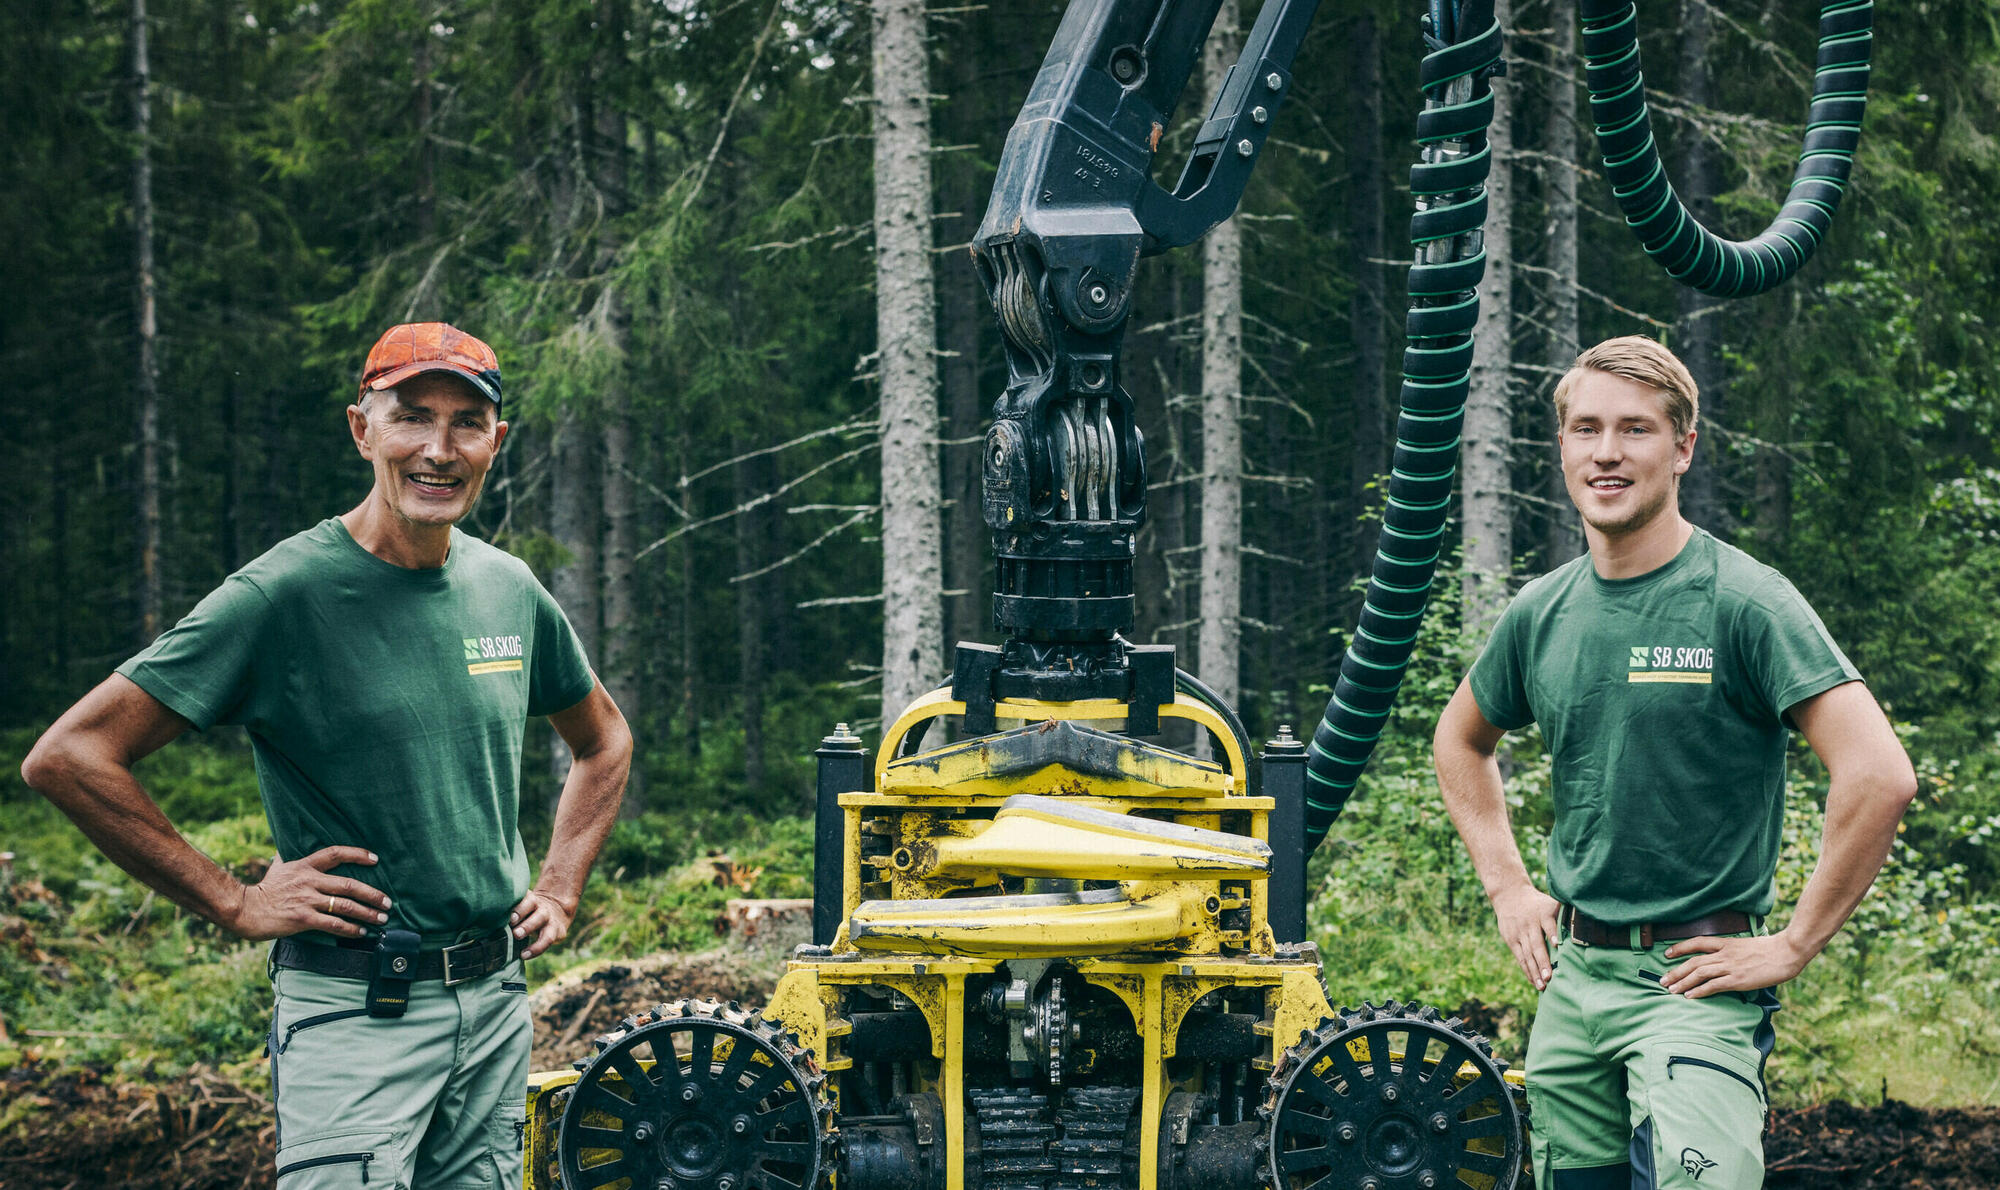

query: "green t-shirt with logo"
xmin=1468 ymin=528 xmax=1859 ymax=923
xmin=118 ymin=518 xmax=597 ymax=944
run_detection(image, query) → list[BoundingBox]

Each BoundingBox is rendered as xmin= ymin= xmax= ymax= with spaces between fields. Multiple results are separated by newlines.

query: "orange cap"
xmin=359 ymin=322 xmax=502 ymax=411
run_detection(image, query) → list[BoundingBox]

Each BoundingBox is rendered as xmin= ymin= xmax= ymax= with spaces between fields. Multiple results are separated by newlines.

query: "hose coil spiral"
xmin=1581 ymin=0 xmax=1872 ymax=297
xmin=1304 ymin=17 xmax=1503 ymax=848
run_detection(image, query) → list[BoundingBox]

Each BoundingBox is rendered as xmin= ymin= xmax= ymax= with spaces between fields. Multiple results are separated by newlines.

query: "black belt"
xmin=1562 ymin=905 xmax=1753 ymax=948
xmin=272 ymin=927 xmax=514 ymax=986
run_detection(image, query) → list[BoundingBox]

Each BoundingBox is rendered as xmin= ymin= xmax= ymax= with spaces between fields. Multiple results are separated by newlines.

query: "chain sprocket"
xmin=1260 ymin=1000 xmax=1522 ymax=1190
xmin=559 ymin=997 xmax=832 ymax=1190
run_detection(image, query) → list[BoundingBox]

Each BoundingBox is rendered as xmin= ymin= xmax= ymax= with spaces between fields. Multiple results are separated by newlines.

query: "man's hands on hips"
xmin=1662 ymin=931 xmax=1810 ymax=997
xmin=229 ymin=846 xmax=392 ymax=940
xmin=1492 ymin=881 xmax=1563 ymax=991
xmin=511 ymin=888 xmax=575 ymax=959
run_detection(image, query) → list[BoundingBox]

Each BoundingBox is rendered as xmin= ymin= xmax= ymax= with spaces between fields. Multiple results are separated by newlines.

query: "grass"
xmin=4 ymin=727 xmax=1997 ymax=1109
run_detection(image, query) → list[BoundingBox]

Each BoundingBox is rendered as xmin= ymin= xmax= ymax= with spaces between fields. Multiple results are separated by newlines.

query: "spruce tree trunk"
xmin=602 ymin=394 xmax=643 ymax=814
xmin=735 ymin=449 xmax=769 ymax=792
xmin=1544 ymin=0 xmax=1585 ymax=565
xmin=1197 ymin=0 xmax=1244 ymax=715
xmin=1674 ymin=0 xmax=1727 ymax=532
xmin=872 ymin=0 xmax=943 ymax=719
xmin=1463 ymin=0 xmax=1514 ymax=632
xmin=131 ymin=0 xmax=162 ymax=646
xmin=1347 ymin=12 xmax=1388 ymax=581
xmin=548 ymin=414 xmax=603 ymax=792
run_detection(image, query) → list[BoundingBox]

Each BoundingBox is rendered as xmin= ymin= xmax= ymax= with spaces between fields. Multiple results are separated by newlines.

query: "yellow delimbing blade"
xmin=905 ymin=794 xmax=1269 ymax=881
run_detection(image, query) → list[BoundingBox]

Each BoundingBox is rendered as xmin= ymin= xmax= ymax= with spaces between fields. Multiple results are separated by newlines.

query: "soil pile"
xmin=1767 ymin=1099 xmax=2000 ymax=1189
xmin=5 ymin=951 xmax=1998 ymax=1190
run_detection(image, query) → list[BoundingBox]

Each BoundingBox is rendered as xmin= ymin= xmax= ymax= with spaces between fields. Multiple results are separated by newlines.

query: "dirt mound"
xmin=1767 ymin=1099 xmax=2000 ymax=1189
xmin=0 ymin=1062 xmax=274 ymax=1190
xmin=528 ymin=948 xmax=785 ymax=1071
xmin=6 ymin=947 xmax=1998 ymax=1190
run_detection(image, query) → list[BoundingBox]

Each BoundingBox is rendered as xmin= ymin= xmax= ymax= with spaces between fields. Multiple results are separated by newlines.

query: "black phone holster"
xmin=367 ymin=928 xmax=422 ymax=1018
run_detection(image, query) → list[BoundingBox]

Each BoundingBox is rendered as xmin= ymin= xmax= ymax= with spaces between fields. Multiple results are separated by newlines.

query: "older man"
xmin=1432 ymin=336 xmax=1915 ymax=1189
xmin=23 ymin=322 xmax=631 ymax=1188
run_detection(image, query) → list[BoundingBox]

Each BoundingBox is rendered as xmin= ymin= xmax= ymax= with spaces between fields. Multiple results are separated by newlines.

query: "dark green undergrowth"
xmin=4 ymin=706 xmax=1997 ymax=1107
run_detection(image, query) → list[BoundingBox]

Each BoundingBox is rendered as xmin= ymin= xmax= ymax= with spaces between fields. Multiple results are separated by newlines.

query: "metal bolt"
xmin=717 ymin=1177 xmax=738 ymax=1190
xmin=1380 ymin=1083 xmax=1400 ymax=1103
xmin=1419 ymin=1173 xmax=1439 ymax=1189
xmin=654 ymin=1178 xmax=677 ymax=1190
xmin=1429 ymin=1112 xmax=1450 ymax=1133
xmin=1360 ymin=1179 xmax=1380 ymax=1190
xmin=1235 ymin=139 xmax=1254 ymax=158
xmin=1336 ymin=1122 xmax=1358 ymax=1143
xmin=633 ymin=1121 xmax=656 ymax=1143
xmin=1251 ymin=105 xmax=1269 ymax=124
xmin=681 ymin=1084 xmax=700 ymax=1103
xmin=1265 ymin=71 xmax=1283 ymax=90
xmin=732 ymin=1115 xmax=753 ymax=1135
xmin=1087 ymin=283 xmax=1109 ymax=305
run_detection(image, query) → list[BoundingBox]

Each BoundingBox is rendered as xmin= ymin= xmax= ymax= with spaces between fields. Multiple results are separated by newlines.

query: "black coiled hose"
xmin=1582 ymin=0 xmax=1872 ymax=297
xmin=1304 ymin=17 xmax=1504 ymax=849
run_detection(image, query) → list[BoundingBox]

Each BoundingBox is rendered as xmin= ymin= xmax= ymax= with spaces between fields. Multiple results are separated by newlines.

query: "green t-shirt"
xmin=1468 ymin=528 xmax=1859 ymax=923
xmin=119 ymin=518 xmax=596 ymax=944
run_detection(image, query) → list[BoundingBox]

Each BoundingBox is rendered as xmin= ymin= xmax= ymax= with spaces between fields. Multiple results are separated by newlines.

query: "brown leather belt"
xmin=1562 ymin=905 xmax=1753 ymax=948
xmin=272 ymin=927 xmax=514 ymax=986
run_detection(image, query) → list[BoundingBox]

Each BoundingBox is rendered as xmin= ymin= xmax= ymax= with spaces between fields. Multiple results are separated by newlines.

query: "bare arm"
xmin=1663 ymin=680 xmax=1916 ymax=996
xmin=20 ymin=675 xmax=391 ymax=939
xmin=510 ymin=680 xmax=632 ymax=959
xmin=1434 ymin=676 xmax=1561 ymax=990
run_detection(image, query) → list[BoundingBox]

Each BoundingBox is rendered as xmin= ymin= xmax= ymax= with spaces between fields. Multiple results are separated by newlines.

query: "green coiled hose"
xmin=1304 ymin=15 xmax=1504 ymax=848
xmin=1582 ymin=0 xmax=1872 ymax=296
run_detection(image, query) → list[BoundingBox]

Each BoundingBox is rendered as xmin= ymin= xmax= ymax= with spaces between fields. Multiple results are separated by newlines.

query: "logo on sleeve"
xmin=464 ymin=633 xmax=524 ymax=675
xmin=1628 ymin=644 xmax=1714 ymax=684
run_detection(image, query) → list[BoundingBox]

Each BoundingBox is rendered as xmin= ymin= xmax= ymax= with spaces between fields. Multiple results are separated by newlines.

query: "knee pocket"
xmin=1636 ymin=1040 xmax=1767 ymax=1188
xmin=276 ymin=1129 xmax=404 ymax=1189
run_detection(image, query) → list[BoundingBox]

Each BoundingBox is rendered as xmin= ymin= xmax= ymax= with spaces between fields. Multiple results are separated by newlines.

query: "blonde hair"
xmin=1552 ymin=336 xmax=1699 ymax=438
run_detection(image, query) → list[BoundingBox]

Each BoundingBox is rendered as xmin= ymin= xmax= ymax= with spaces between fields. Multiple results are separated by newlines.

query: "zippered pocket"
xmin=274 ymin=1008 xmax=370 ymax=1055
xmin=1667 ymin=1054 xmax=1764 ymax=1102
xmin=501 ymin=980 xmax=528 ymax=993
xmin=277 ymin=1150 xmax=374 ymax=1183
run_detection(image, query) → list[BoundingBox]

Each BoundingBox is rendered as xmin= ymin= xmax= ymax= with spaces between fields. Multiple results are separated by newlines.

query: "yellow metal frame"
xmin=762 ymin=951 xmax=1335 ymax=1190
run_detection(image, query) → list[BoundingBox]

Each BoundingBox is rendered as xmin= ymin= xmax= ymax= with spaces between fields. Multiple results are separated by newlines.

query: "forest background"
xmin=4 ymin=0 xmax=2000 ymax=1127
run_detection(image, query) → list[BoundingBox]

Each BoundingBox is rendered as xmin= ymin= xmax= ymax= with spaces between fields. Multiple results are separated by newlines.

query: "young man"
xmin=1432 ymin=336 xmax=1915 ymax=1189
xmin=22 ymin=322 xmax=632 ymax=1188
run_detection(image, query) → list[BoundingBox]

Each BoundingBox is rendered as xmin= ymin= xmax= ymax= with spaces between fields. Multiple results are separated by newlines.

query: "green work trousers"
xmin=1527 ymin=930 xmax=1779 ymax=1190
xmin=268 ymin=958 xmax=531 ymax=1188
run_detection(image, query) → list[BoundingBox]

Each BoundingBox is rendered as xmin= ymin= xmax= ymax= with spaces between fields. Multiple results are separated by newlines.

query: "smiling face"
xmin=1558 ymin=368 xmax=1695 ymax=540
xmin=348 ymin=372 xmax=509 ymax=530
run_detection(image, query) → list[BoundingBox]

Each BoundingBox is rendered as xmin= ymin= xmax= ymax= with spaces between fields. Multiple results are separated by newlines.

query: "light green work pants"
xmin=1527 ymin=931 xmax=1779 ymax=1190
xmin=268 ymin=958 xmax=531 ymax=1189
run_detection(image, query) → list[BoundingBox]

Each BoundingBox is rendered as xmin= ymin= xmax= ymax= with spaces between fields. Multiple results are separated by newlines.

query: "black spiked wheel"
xmin=1263 ymin=1000 xmax=1522 ymax=1190
xmin=559 ymin=998 xmax=831 ymax=1190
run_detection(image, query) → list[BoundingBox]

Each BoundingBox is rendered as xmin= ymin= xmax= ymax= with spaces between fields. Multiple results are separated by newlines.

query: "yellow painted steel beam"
xmin=901 ymin=794 xmax=1269 ymax=882
xmin=876 ymin=690 xmax=1249 ymax=792
xmin=850 ymin=886 xmax=1198 ymax=956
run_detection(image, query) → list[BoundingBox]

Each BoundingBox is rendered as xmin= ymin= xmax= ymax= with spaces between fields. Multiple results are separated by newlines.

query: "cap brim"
xmin=365 ymin=361 xmax=501 ymax=405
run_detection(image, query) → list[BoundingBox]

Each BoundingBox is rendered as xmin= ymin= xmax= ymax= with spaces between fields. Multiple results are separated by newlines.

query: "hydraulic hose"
xmin=1304 ymin=15 xmax=1503 ymax=849
xmin=1581 ymin=0 xmax=1872 ymax=297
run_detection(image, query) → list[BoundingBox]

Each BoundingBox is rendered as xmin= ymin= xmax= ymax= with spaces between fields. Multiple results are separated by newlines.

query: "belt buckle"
xmin=442 ymin=935 xmax=484 ymax=987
